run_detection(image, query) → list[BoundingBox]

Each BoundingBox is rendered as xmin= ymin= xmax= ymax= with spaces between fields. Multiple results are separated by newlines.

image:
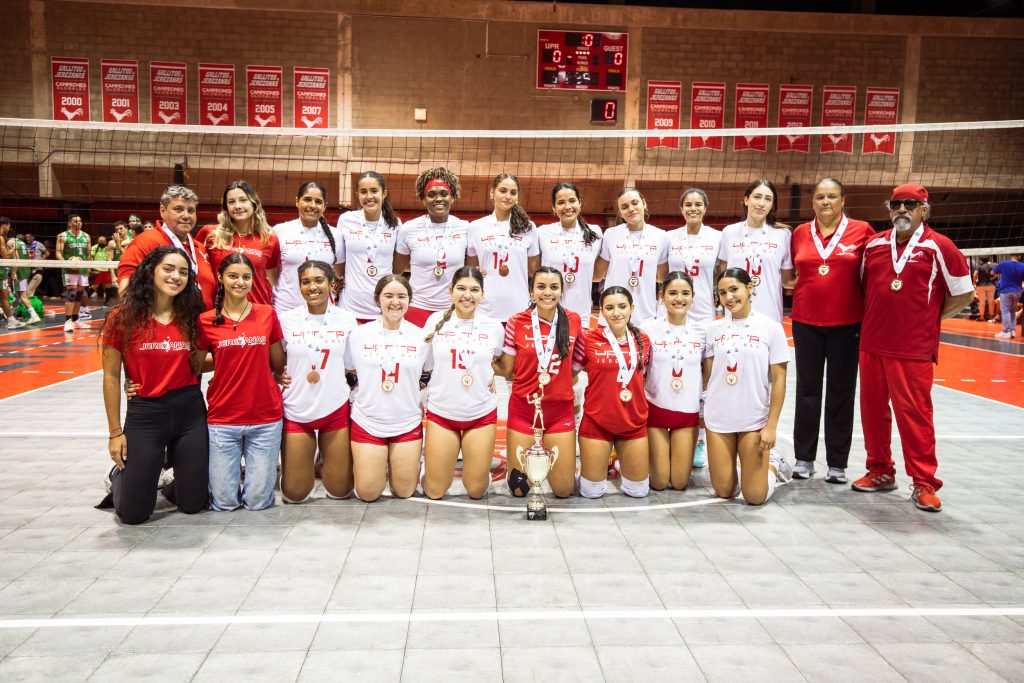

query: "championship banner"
xmin=51 ymin=57 xmax=90 ymax=121
xmin=645 ymin=80 xmax=681 ymax=149
xmin=150 ymin=61 xmax=187 ymax=125
xmin=101 ymin=59 xmax=138 ymax=124
xmin=198 ymin=63 xmax=235 ymax=127
xmin=246 ymin=65 xmax=282 ymax=128
xmin=776 ymin=84 xmax=813 ymax=153
xmin=862 ymin=87 xmax=900 ymax=155
xmin=689 ymin=82 xmax=725 ymax=151
xmin=820 ymin=85 xmax=856 ymax=154
xmin=733 ymin=83 xmax=769 ymax=152
xmin=294 ymin=67 xmax=330 ymax=129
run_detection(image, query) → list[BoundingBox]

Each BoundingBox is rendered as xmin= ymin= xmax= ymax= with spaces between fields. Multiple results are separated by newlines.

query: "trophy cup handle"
xmin=515 ymin=445 xmax=525 ymax=471
xmin=549 ymin=445 xmax=559 ymax=467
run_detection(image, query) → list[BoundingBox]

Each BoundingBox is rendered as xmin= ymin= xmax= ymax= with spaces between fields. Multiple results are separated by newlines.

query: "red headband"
xmin=423 ymin=178 xmax=452 ymax=195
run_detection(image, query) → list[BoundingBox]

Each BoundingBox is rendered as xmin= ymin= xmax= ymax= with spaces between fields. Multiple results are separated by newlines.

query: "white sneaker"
xmin=79 ymin=308 xmax=92 ymax=319
xmin=158 ymin=468 xmax=175 ymax=490
xmin=792 ymin=460 xmax=815 ymax=479
xmin=825 ymin=467 xmax=848 ymax=484
xmin=27 ymin=314 xmax=41 ymax=324
xmin=6 ymin=317 xmax=25 ymax=329
xmin=770 ymin=448 xmax=792 ymax=484
xmin=692 ymin=439 xmax=707 ymax=469
xmin=73 ymin=319 xmax=90 ymax=329
xmin=994 ymin=331 xmax=1012 ymax=339
xmin=63 ymin=320 xmax=75 ymax=333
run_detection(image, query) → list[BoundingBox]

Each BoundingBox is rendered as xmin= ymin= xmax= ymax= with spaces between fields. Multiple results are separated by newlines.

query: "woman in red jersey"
xmin=789 ymin=178 xmax=874 ymax=484
xmin=573 ymin=286 xmax=652 ymax=498
xmin=99 ymin=246 xmax=208 ymax=524
xmin=496 ymin=266 xmax=581 ymax=498
xmin=198 ymin=253 xmax=285 ymax=511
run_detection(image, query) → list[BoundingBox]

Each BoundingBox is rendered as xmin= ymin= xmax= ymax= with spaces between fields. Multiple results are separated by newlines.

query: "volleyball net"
xmin=0 ymin=117 xmax=1022 ymax=263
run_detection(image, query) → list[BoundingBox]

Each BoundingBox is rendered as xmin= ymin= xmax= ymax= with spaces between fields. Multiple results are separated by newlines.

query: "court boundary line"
xmin=0 ymin=369 xmax=100 ymax=405
xmin=933 ymin=382 xmax=1024 ymax=411
xmin=1 ymin=606 xmax=1022 ymax=630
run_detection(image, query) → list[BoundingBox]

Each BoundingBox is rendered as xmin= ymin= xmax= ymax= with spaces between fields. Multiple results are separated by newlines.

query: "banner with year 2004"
xmin=199 ymin=63 xmax=235 ymax=127
xmin=150 ymin=61 xmax=187 ymax=125
xmin=51 ymin=57 xmax=90 ymax=121
xmin=101 ymin=59 xmax=138 ymax=124
xmin=294 ymin=67 xmax=330 ymax=129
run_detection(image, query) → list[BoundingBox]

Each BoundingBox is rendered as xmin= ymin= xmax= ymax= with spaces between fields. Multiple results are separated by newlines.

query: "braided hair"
xmin=359 ymin=171 xmax=400 ymax=228
xmin=213 ymin=252 xmax=255 ymax=325
xmin=296 ymin=181 xmax=337 ymax=261
xmin=415 ymin=167 xmax=461 ymax=200
xmin=424 ymin=265 xmax=484 ymax=343
xmin=491 ymin=173 xmax=532 ymax=237
xmin=600 ymin=285 xmax=645 ymax=375
xmin=528 ymin=266 xmax=571 ymax=361
xmin=550 ymin=182 xmax=599 ymax=246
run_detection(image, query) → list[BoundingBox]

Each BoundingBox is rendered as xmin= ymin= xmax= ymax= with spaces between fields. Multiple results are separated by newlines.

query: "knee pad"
xmin=507 ymin=468 xmax=531 ymax=497
xmin=65 ymin=288 xmax=79 ymax=303
xmin=576 ymin=474 xmax=606 ymax=499
xmin=620 ymin=475 xmax=650 ymax=498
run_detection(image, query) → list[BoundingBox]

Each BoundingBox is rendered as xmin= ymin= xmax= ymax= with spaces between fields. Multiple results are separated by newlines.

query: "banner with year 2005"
xmin=101 ymin=59 xmax=139 ymax=123
xmin=294 ymin=67 xmax=330 ymax=129
xmin=199 ymin=63 xmax=235 ymax=127
xmin=150 ymin=61 xmax=187 ymax=125
xmin=246 ymin=65 xmax=282 ymax=128
xmin=861 ymin=87 xmax=900 ymax=155
xmin=51 ymin=57 xmax=90 ymax=121
xmin=689 ymin=82 xmax=725 ymax=151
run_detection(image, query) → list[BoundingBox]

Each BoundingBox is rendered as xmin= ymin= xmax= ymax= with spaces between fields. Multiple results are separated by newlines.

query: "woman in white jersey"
xmin=338 ymin=171 xmax=401 ymax=323
xmin=421 ymin=266 xmax=505 ymax=499
xmin=594 ymin=187 xmax=669 ymax=325
xmin=279 ymin=261 xmax=358 ymax=503
xmin=537 ymin=181 xmax=603 ymax=324
xmin=704 ymin=267 xmax=791 ymax=505
xmin=641 ymin=272 xmax=706 ymax=491
xmin=272 ymin=181 xmax=345 ymax=315
xmin=346 ymin=274 xmax=429 ymax=502
xmin=393 ymin=167 xmax=470 ymax=328
xmin=716 ymin=179 xmax=795 ymax=323
xmin=466 ymin=173 xmax=540 ymax=322
xmin=666 ymin=188 xmax=721 ymax=329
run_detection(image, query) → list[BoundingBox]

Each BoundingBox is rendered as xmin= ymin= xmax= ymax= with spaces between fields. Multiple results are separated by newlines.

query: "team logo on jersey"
xmin=219 ymin=335 xmax=268 ymax=348
xmin=140 ymin=338 xmax=190 ymax=352
xmin=836 ymin=243 xmax=857 ymax=256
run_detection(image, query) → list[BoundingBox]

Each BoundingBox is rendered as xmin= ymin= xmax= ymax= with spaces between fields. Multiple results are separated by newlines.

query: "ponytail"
xmin=554 ymin=302 xmax=571 ymax=361
xmin=578 ymin=215 xmax=599 ymax=247
xmin=509 ymin=204 xmax=532 ymax=237
xmin=627 ymin=320 xmax=645 ymax=375
xmin=425 ymin=304 xmax=456 ymax=344
xmin=213 ymin=282 xmax=226 ymax=325
xmin=318 ymin=216 xmax=338 ymax=262
xmin=381 ymin=196 xmax=399 ymax=229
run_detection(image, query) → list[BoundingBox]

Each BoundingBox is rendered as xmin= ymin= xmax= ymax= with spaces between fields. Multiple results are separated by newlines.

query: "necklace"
xmin=223 ymin=301 xmax=251 ymax=331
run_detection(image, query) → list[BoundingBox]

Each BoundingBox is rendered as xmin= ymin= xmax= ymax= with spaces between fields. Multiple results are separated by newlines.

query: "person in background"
xmin=992 ymin=254 xmax=1024 ymax=340
xmin=1 ymin=218 xmax=25 ymax=328
xmin=128 ymin=214 xmax=143 ymax=241
xmin=90 ymin=235 xmax=118 ymax=306
xmin=973 ymin=256 xmax=996 ymax=323
xmin=56 ymin=214 xmax=92 ymax=332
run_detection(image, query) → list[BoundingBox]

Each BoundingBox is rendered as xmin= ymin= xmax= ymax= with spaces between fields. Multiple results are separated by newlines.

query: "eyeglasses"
xmin=886 ymin=199 xmax=922 ymax=211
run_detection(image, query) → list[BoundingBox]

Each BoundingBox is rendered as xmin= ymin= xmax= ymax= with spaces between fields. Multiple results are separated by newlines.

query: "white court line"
xmin=407 ymin=495 xmax=731 ymax=513
xmin=2 ymin=607 xmax=1022 ymax=630
xmin=0 ymin=369 xmax=100 ymax=405
xmin=933 ymin=383 xmax=1024 ymax=412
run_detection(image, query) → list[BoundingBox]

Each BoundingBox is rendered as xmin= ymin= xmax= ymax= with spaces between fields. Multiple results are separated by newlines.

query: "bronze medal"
xmin=818 ymin=263 xmax=830 ymax=276
xmin=628 ymin=276 xmax=639 ymax=288
xmin=461 ymin=373 xmax=474 ymax=387
xmin=564 ymin=272 xmax=575 ymax=283
xmin=671 ymin=378 xmax=683 ymax=392
xmin=498 ymin=265 xmax=509 ymax=276
xmin=726 ymin=372 xmax=738 ymax=386
xmin=381 ymin=379 xmax=395 ymax=392
xmin=366 ymin=264 xmax=378 ymax=277
xmin=750 ymin=275 xmax=761 ymax=287
xmin=433 ymin=265 xmax=445 ymax=277
xmin=619 ymin=388 xmax=633 ymax=402
xmin=890 ymin=278 xmax=903 ymax=292
xmin=307 ymin=370 xmax=321 ymax=384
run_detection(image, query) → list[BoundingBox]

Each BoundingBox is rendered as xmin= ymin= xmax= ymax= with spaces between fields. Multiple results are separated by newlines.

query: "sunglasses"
xmin=886 ymin=199 xmax=922 ymax=211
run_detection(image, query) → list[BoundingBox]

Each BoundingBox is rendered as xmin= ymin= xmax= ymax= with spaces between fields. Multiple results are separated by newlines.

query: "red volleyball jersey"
xmin=118 ymin=222 xmax=217 ymax=310
xmin=502 ymin=308 xmax=581 ymax=401
xmin=197 ymin=225 xmax=281 ymax=306
xmin=791 ymin=217 xmax=874 ymax=326
xmin=103 ymin=311 xmax=198 ymax=398
xmin=572 ymin=327 xmax=651 ymax=434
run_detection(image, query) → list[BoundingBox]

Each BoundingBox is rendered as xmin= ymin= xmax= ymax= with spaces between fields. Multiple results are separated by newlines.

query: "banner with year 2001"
xmin=101 ymin=59 xmax=138 ymax=124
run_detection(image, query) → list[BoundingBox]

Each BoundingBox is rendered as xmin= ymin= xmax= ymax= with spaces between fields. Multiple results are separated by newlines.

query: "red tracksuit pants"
xmin=858 ymin=350 xmax=942 ymax=491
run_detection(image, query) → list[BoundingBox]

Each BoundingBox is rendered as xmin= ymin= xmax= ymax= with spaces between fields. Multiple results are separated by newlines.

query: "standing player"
xmin=272 ymin=181 xmax=345 ymax=315
xmin=198 ymin=253 xmax=285 ymax=512
xmin=57 ymin=214 xmax=92 ymax=332
xmin=666 ymin=189 xmax=721 ymax=330
xmin=537 ymin=182 xmax=603 ymax=323
xmin=346 ymin=275 xmax=430 ymax=502
xmin=593 ymin=187 xmax=669 ymax=325
xmin=466 ymin=173 xmax=541 ymax=322
xmin=392 ymin=167 xmax=470 ymax=327
xmin=199 ymin=180 xmax=281 ymax=306
xmin=0 ymin=219 xmax=25 ymax=328
xmin=278 ymin=261 xmax=358 ymax=503
xmin=89 ymin=235 xmax=118 ymax=306
xmin=704 ymin=268 xmax=791 ymax=506
xmin=642 ymin=272 xmax=705 ymax=491
xmin=853 ymin=184 xmax=974 ymax=512
xmin=9 ymin=231 xmax=42 ymax=325
xmin=339 ymin=171 xmax=401 ymax=323
xmin=422 ymin=267 xmax=505 ymax=499
xmin=573 ymin=286 xmax=652 ymax=498
xmin=496 ymin=267 xmax=581 ymax=499
xmin=717 ymin=179 xmax=795 ymax=323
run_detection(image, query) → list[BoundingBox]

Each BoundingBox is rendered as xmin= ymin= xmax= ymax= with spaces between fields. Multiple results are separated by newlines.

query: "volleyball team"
xmin=99 ymin=169 xmax=865 ymax=525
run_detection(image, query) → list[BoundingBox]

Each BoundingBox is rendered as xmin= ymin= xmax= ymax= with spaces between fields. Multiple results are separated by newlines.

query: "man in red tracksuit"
xmin=852 ymin=184 xmax=974 ymax=512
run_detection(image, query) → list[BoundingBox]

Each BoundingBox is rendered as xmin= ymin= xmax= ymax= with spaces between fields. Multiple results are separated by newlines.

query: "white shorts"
xmin=64 ymin=274 xmax=88 ymax=287
xmin=15 ymin=279 xmax=28 ymax=292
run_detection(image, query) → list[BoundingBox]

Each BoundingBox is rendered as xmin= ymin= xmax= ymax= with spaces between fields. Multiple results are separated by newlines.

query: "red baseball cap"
xmin=890 ymin=183 xmax=928 ymax=203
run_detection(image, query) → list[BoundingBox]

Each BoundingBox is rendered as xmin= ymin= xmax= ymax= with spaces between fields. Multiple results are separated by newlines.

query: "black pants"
xmin=111 ymin=384 xmax=209 ymax=524
xmin=792 ymin=321 xmax=860 ymax=469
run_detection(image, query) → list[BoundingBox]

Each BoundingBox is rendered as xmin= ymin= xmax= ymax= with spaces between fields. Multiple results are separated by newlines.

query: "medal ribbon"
xmin=161 ymin=226 xmax=198 ymax=275
xmin=627 ymin=227 xmax=645 ymax=278
xmin=561 ymin=225 xmax=581 ymax=273
xmin=810 ymin=215 xmax=849 ymax=263
xmin=531 ymin=309 xmax=559 ymax=375
xmin=743 ymin=224 xmax=765 ymax=276
xmin=890 ymin=225 xmax=925 ymax=279
xmin=362 ymin=214 xmax=383 ymax=268
xmin=454 ymin=316 xmax=479 ymax=372
xmin=431 ymin=221 xmax=453 ymax=266
xmin=605 ymin=328 xmax=639 ymax=388
xmin=377 ymin=319 xmax=402 ymax=379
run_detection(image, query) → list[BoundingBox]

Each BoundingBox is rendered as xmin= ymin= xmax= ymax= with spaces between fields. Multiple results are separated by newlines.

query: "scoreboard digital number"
xmin=537 ymin=30 xmax=629 ymax=92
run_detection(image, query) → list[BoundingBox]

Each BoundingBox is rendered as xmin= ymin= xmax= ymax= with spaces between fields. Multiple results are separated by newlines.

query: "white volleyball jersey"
xmin=467 ymin=214 xmax=540 ymax=322
xmin=718 ymin=222 xmax=793 ymax=323
xmin=272 ymin=218 xmax=346 ymax=315
xmin=338 ymin=210 xmax=400 ymax=319
xmin=599 ymin=223 xmax=669 ymax=325
xmin=346 ymin=318 xmax=429 ymax=436
xmin=422 ymin=311 xmax=505 ymax=421
xmin=395 ymin=214 xmax=470 ymax=311
xmin=665 ymin=225 xmax=722 ymax=329
xmin=537 ymin=222 xmax=602 ymax=323
xmin=640 ymin=317 xmax=705 ymax=415
xmin=279 ymin=304 xmax=357 ymax=423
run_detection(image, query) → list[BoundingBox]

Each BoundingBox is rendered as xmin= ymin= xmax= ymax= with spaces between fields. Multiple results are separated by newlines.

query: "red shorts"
xmin=506 ymin=394 xmax=575 ymax=435
xmin=350 ymin=419 xmax=423 ymax=446
xmin=92 ymin=271 xmax=113 ymax=287
xmin=426 ymin=408 xmax=498 ymax=432
xmin=647 ymin=403 xmax=699 ymax=430
xmin=283 ymin=402 xmax=350 ymax=435
xmin=356 ymin=318 xmax=375 ymax=325
xmin=405 ymin=306 xmax=438 ymax=328
xmin=579 ymin=413 xmax=647 ymax=442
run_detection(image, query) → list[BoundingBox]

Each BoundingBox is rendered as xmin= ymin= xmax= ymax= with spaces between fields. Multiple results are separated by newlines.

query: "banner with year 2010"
xmin=820 ymin=85 xmax=856 ymax=154
xmin=862 ymin=87 xmax=900 ymax=155
xmin=645 ymin=80 xmax=681 ymax=149
xmin=150 ymin=61 xmax=187 ymax=125
xmin=101 ymin=59 xmax=139 ymax=124
xmin=51 ymin=57 xmax=90 ymax=121
xmin=294 ymin=67 xmax=330 ymax=129
xmin=199 ymin=63 xmax=235 ymax=127
xmin=246 ymin=65 xmax=282 ymax=128
xmin=689 ymin=82 xmax=725 ymax=151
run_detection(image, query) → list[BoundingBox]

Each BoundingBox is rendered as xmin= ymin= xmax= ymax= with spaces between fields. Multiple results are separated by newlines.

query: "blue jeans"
xmin=208 ymin=421 xmax=283 ymax=511
xmin=999 ymin=291 xmax=1021 ymax=334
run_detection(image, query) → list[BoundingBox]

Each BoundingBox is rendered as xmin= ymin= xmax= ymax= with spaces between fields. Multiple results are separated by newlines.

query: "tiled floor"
xmin=1 ymin=347 xmax=1022 ymax=682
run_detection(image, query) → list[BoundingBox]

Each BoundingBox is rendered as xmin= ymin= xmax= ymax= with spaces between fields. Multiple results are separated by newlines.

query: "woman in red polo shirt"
xmin=790 ymin=177 xmax=874 ymax=484
xmin=198 ymin=253 xmax=285 ymax=511
xmin=495 ymin=266 xmax=582 ymax=499
xmin=573 ymin=286 xmax=652 ymax=498
xmin=198 ymin=180 xmax=281 ymax=306
xmin=100 ymin=245 xmax=208 ymax=524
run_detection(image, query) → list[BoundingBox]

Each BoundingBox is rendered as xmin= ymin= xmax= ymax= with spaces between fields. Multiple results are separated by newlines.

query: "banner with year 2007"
xmin=294 ymin=67 xmax=330 ymax=129
xmin=51 ymin=57 xmax=90 ymax=121
xmin=150 ymin=61 xmax=187 ymax=124
xmin=198 ymin=63 xmax=235 ymax=127
xmin=101 ymin=59 xmax=139 ymax=124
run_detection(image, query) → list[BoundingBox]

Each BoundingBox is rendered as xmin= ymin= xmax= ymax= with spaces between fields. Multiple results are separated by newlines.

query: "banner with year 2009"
xmin=645 ymin=80 xmax=681 ymax=149
xmin=199 ymin=63 xmax=235 ymax=127
xmin=101 ymin=59 xmax=139 ymax=124
xmin=150 ymin=61 xmax=187 ymax=125
xmin=294 ymin=67 xmax=330 ymax=129
xmin=51 ymin=57 xmax=90 ymax=121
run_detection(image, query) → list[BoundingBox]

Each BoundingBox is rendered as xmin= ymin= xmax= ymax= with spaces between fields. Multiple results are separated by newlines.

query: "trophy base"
xmin=525 ymin=506 xmax=548 ymax=521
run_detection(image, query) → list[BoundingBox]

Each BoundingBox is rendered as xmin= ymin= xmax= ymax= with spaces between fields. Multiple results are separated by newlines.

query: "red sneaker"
xmin=911 ymin=483 xmax=942 ymax=512
xmin=851 ymin=472 xmax=897 ymax=492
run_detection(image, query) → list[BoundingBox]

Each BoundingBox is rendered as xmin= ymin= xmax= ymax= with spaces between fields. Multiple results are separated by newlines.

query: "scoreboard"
xmin=537 ymin=30 xmax=629 ymax=92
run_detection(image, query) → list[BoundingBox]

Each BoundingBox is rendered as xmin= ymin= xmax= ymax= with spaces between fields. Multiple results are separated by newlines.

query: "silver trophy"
xmin=514 ymin=394 xmax=560 ymax=521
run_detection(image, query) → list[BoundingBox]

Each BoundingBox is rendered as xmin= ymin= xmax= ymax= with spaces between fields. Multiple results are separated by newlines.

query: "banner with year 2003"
xmin=294 ymin=67 xmax=330 ymax=129
xmin=150 ymin=61 xmax=187 ymax=125
xmin=199 ymin=63 xmax=235 ymax=127
xmin=51 ymin=57 xmax=90 ymax=121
